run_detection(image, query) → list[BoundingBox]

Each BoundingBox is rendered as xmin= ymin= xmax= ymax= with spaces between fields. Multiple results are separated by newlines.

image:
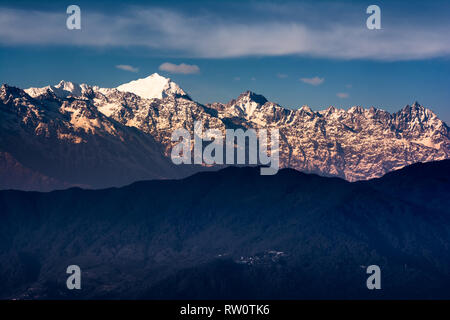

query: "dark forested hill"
xmin=0 ymin=160 xmax=449 ymax=299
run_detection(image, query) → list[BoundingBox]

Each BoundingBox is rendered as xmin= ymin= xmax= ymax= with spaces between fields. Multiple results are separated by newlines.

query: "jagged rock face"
xmin=207 ymin=96 xmax=449 ymax=181
xmin=91 ymin=90 xmax=225 ymax=157
xmin=0 ymin=84 xmax=184 ymax=190
xmin=91 ymin=82 xmax=449 ymax=182
xmin=1 ymin=73 xmax=449 ymax=190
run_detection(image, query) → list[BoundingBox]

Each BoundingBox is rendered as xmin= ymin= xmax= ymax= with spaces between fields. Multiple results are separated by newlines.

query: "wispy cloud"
xmin=116 ymin=65 xmax=139 ymax=72
xmin=277 ymin=73 xmax=288 ymax=78
xmin=159 ymin=62 xmax=200 ymax=74
xmin=300 ymin=76 xmax=324 ymax=86
xmin=0 ymin=5 xmax=449 ymax=60
xmin=337 ymin=92 xmax=349 ymax=98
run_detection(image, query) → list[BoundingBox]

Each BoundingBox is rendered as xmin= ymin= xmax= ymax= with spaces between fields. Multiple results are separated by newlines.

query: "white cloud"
xmin=300 ymin=77 xmax=324 ymax=86
xmin=0 ymin=6 xmax=449 ymax=61
xmin=337 ymin=92 xmax=349 ymax=98
xmin=159 ymin=62 xmax=200 ymax=74
xmin=116 ymin=65 xmax=139 ymax=72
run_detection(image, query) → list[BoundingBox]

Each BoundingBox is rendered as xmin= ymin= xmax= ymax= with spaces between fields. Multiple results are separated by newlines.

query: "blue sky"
xmin=1 ymin=0 xmax=449 ymax=122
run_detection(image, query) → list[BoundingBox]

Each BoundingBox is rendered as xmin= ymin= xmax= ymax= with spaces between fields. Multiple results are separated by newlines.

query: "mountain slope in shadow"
xmin=0 ymin=160 xmax=449 ymax=299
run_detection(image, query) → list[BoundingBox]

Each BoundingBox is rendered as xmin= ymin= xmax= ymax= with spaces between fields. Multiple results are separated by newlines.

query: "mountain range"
xmin=0 ymin=160 xmax=449 ymax=299
xmin=1 ymin=73 xmax=449 ymax=190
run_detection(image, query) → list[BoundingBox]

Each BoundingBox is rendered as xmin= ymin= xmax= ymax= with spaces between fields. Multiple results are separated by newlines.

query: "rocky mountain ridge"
xmin=1 ymin=73 xmax=449 ymax=190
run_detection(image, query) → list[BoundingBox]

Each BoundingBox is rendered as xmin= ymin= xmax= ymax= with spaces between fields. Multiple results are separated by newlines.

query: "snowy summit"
xmin=116 ymin=73 xmax=187 ymax=100
xmin=25 ymin=80 xmax=90 ymax=99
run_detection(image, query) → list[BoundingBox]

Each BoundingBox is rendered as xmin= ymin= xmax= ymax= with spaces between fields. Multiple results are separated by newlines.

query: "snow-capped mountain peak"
xmin=53 ymin=80 xmax=87 ymax=96
xmin=25 ymin=80 xmax=91 ymax=99
xmin=236 ymin=91 xmax=268 ymax=104
xmin=299 ymin=105 xmax=312 ymax=113
xmin=226 ymin=91 xmax=269 ymax=117
xmin=116 ymin=73 xmax=188 ymax=100
xmin=24 ymin=73 xmax=190 ymax=102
